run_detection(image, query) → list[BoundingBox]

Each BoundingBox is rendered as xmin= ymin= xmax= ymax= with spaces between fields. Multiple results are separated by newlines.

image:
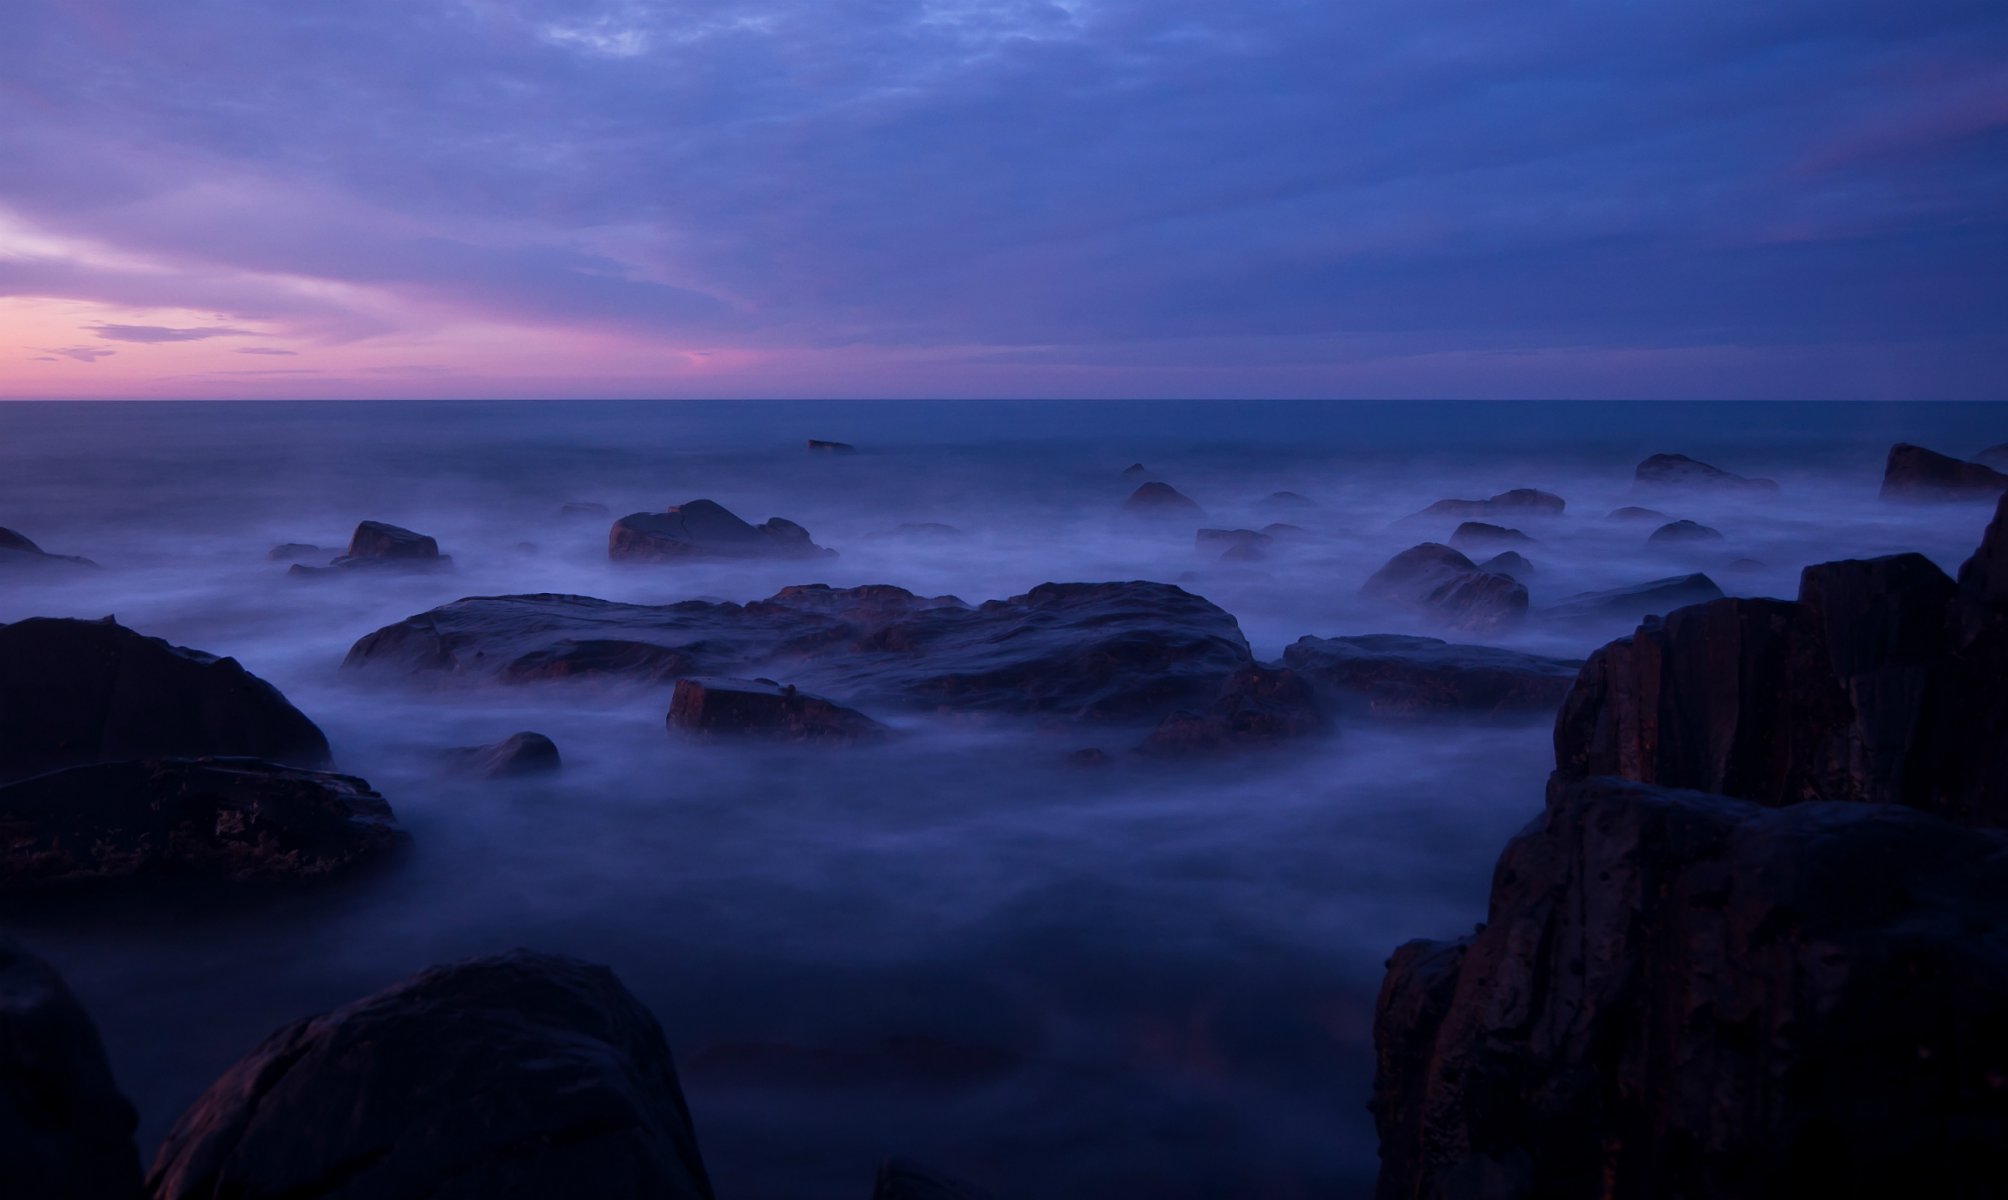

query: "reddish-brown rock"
xmin=667 ymin=677 xmax=888 ymax=745
xmin=610 ymin=498 xmax=834 ymax=563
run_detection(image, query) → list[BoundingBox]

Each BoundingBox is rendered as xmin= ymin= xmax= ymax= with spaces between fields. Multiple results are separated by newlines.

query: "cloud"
xmin=40 ymin=345 xmax=117 ymax=363
xmin=84 ymin=322 xmax=259 ymax=343
xmin=236 ymin=346 xmax=298 ymax=355
xmin=32 ymin=355 xmax=58 ymax=361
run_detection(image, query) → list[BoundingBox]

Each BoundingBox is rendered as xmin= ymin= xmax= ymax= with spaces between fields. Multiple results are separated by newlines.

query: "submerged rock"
xmin=1121 ymin=481 xmax=1205 ymax=519
xmin=1448 ymin=521 xmax=1532 ymax=551
xmin=1879 ymin=442 xmax=2008 ymax=501
xmin=667 ymin=677 xmax=888 ymax=745
xmin=807 ymin=438 xmax=857 ymax=454
xmin=1138 ymin=665 xmax=1325 ymax=754
xmin=1283 ymin=633 xmax=1579 ymax=719
xmin=1257 ymin=490 xmax=1318 ymax=511
xmin=1120 ymin=462 xmax=1151 ymax=479
xmin=1544 ymin=573 xmax=1724 ymax=623
xmin=1633 ymin=452 xmax=1778 ymax=493
xmin=1196 ymin=528 xmax=1272 ymax=560
xmin=1977 ymin=442 xmax=2008 ymax=471
xmin=1362 ymin=544 xmax=1527 ymax=633
xmin=265 ymin=542 xmax=321 ymax=561
xmin=1604 ymin=505 xmax=1665 ymax=522
xmin=0 ymin=942 xmax=142 ymax=1200
xmin=449 ymin=731 xmax=561 ymax=778
xmin=0 ymin=758 xmax=402 ymax=890
xmin=0 ymin=526 xmax=95 ymax=569
xmin=147 ymin=950 xmax=715 ymax=1200
xmin=0 ymin=617 xmax=331 ymax=783
xmin=1646 ymin=518 xmax=1723 ymax=545
xmin=1414 ymin=488 xmax=1564 ymax=521
xmin=610 ymin=499 xmax=834 ymax=563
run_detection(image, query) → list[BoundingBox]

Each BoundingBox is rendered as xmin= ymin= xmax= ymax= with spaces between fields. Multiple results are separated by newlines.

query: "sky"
xmin=2 ymin=0 xmax=2005 ymax=401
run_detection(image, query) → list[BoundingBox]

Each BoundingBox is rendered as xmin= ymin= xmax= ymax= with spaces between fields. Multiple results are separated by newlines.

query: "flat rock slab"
xmin=1282 ymin=633 xmax=1579 ymax=718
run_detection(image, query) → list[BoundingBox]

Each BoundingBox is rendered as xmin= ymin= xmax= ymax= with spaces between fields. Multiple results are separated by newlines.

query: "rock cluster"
xmin=610 ymin=498 xmax=834 ymax=563
xmin=1361 ymin=544 xmax=1527 ymax=633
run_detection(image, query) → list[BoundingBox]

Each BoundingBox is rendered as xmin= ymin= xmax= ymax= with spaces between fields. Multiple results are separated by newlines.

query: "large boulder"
xmin=448 ymin=731 xmax=561 ymax=779
xmin=0 ymin=942 xmax=142 ymax=1200
xmin=147 ymin=950 xmax=714 ymax=1200
xmin=1361 ymin=544 xmax=1527 ymax=633
xmin=1137 ymin=665 xmax=1325 ymax=754
xmin=1879 ymin=442 xmax=2008 ymax=501
xmin=610 ymin=499 xmax=833 ymax=563
xmin=0 ymin=527 xmax=95 ymax=569
xmin=1544 ymin=573 xmax=1723 ymax=624
xmin=0 ymin=758 xmax=403 ymax=890
xmin=0 ymin=617 xmax=331 ymax=784
xmin=1281 ymin=634 xmax=1579 ymax=719
xmin=1633 ymin=452 xmax=1778 ymax=493
xmin=345 ymin=581 xmax=1255 ymax=725
xmin=1120 ymin=481 xmax=1205 ymax=519
xmin=667 ymin=677 xmax=888 ymax=744
xmin=1373 ymin=776 xmax=2008 ymax=1200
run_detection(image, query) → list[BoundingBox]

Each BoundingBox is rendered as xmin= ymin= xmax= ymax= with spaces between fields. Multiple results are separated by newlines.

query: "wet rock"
xmin=265 ymin=542 xmax=320 ymax=561
xmin=0 ymin=757 xmax=403 ymax=890
xmin=0 ymin=617 xmax=331 ymax=784
xmin=1362 ymin=544 xmax=1528 ymax=633
xmin=290 ymin=521 xmax=452 ymax=575
xmin=1647 ymin=518 xmax=1723 ymax=545
xmin=1414 ymin=489 xmax=1564 ymax=520
xmin=1138 ymin=665 xmax=1325 ymax=754
xmin=1633 ymin=452 xmax=1778 ymax=493
xmin=560 ymin=500 xmax=611 ymax=517
xmin=610 ymin=499 xmax=834 ymax=563
xmin=1282 ymin=634 xmax=1578 ymax=719
xmin=1879 ymin=442 xmax=2008 ymax=501
xmin=1121 ymin=481 xmax=1204 ymax=519
xmin=1476 ymin=550 xmax=1532 ymax=580
xmin=668 ymin=677 xmax=888 ymax=745
xmin=1372 ymin=775 xmax=2008 ymax=1200
xmin=0 ymin=526 xmax=95 ymax=569
xmin=0 ymin=942 xmax=142 ymax=1200
xmin=450 ymin=731 xmax=561 ymax=778
xmin=873 ymin=1157 xmax=995 ymax=1200
xmin=807 ymin=438 xmax=857 ymax=454
xmin=147 ymin=950 xmax=715 ymax=1200
xmin=1448 ymin=521 xmax=1533 ymax=552
xmin=1605 ymin=505 xmax=1665 ymax=522
xmin=1544 ymin=572 xmax=1724 ymax=623
xmin=348 ymin=581 xmax=1254 ymax=724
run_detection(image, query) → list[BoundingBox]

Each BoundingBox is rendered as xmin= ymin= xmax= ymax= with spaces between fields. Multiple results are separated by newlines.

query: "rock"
xmin=1282 ymin=634 xmax=1578 ymax=719
xmin=0 ymin=617 xmax=331 ymax=784
xmin=346 ymin=520 xmax=442 ymax=561
xmin=1977 ymin=442 xmax=2008 ymax=471
xmin=1879 ymin=442 xmax=2008 ymax=501
xmin=1372 ymin=775 xmax=2008 ymax=1200
xmin=265 ymin=542 xmax=320 ymax=561
xmin=873 ymin=1157 xmax=994 ymax=1200
xmin=347 ymin=581 xmax=1254 ymax=725
xmin=0 ymin=942 xmax=142 ymax=1200
xmin=1544 ymin=573 xmax=1724 ymax=623
xmin=1647 ymin=518 xmax=1723 ymax=545
xmin=1476 ymin=550 xmax=1532 ymax=580
xmin=147 ymin=950 xmax=715 ymax=1200
xmin=668 ymin=677 xmax=888 ymax=745
xmin=450 ymin=731 xmax=561 ymax=779
xmin=1414 ymin=489 xmax=1565 ymax=520
xmin=0 ymin=526 xmax=95 ymax=569
xmin=1361 ymin=544 xmax=1528 ymax=633
xmin=1257 ymin=490 xmax=1317 ymax=511
xmin=560 ymin=500 xmax=611 ymax=517
xmin=1605 ymin=505 xmax=1665 ymax=521
xmin=0 ymin=758 xmax=403 ymax=890
xmin=1260 ymin=522 xmax=1308 ymax=539
xmin=1448 ymin=521 xmax=1533 ymax=551
xmin=1137 ymin=665 xmax=1325 ymax=754
xmin=609 ymin=499 xmax=834 ymax=563
xmin=1121 ymin=481 xmax=1204 ymax=519
xmin=1196 ymin=528 xmax=1272 ymax=559
xmin=1633 ymin=452 xmax=1778 ymax=493
xmin=1120 ymin=462 xmax=1150 ymax=478
xmin=0 ymin=527 xmax=35 ymax=554
xmin=807 ymin=438 xmax=857 ymax=453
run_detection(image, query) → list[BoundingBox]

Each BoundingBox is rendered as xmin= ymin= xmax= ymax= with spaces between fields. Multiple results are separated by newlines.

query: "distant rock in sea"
xmin=610 ymin=498 xmax=835 ymax=563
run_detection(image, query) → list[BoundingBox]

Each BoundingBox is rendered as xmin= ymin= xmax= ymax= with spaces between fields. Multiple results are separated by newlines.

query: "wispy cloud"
xmin=236 ymin=346 xmax=298 ymax=355
xmin=40 ymin=345 xmax=118 ymax=363
xmin=84 ymin=323 xmax=259 ymax=343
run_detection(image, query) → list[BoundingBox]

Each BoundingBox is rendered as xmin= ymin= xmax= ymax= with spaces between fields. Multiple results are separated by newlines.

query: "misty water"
xmin=2 ymin=399 xmax=2002 ymax=1199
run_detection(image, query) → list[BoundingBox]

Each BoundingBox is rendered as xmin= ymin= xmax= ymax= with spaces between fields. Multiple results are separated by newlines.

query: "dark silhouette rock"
xmin=0 ymin=941 xmax=142 ymax=1200
xmin=1257 ymin=490 xmax=1317 ymax=511
xmin=0 ymin=617 xmax=331 ymax=784
xmin=0 ymin=526 xmax=95 ymax=568
xmin=1196 ymin=528 xmax=1272 ymax=560
xmin=1605 ymin=505 xmax=1665 ymax=521
xmin=1120 ymin=462 xmax=1150 ymax=478
xmin=0 ymin=758 xmax=402 ymax=890
xmin=1282 ymin=634 xmax=1578 ymax=719
xmin=1121 ymin=481 xmax=1204 ymax=519
xmin=1362 ymin=544 xmax=1527 ymax=633
xmin=265 ymin=542 xmax=320 ymax=561
xmin=610 ymin=499 xmax=834 ymax=563
xmin=1647 ymin=518 xmax=1723 ymax=545
xmin=807 ymin=438 xmax=857 ymax=453
xmin=1414 ymin=489 xmax=1564 ymax=521
xmin=147 ymin=950 xmax=715 ymax=1200
xmin=560 ymin=500 xmax=611 ymax=517
xmin=347 ymin=581 xmax=1254 ymax=724
xmin=1977 ymin=442 xmax=2008 ymax=471
xmin=668 ymin=677 xmax=888 ymax=745
xmin=1633 ymin=452 xmax=1778 ymax=493
xmin=290 ymin=521 xmax=451 ymax=575
xmin=1372 ymin=776 xmax=2008 ymax=1200
xmin=1544 ymin=573 xmax=1724 ymax=623
xmin=1138 ymin=665 xmax=1325 ymax=753
xmin=1476 ymin=550 xmax=1532 ymax=580
xmin=1879 ymin=442 xmax=2008 ymax=501
xmin=873 ymin=1157 xmax=995 ymax=1200
xmin=1448 ymin=521 xmax=1532 ymax=551
xmin=450 ymin=731 xmax=561 ymax=778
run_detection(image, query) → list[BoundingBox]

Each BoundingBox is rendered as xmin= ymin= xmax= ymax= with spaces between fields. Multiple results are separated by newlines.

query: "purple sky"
xmin=3 ymin=0 xmax=2005 ymax=399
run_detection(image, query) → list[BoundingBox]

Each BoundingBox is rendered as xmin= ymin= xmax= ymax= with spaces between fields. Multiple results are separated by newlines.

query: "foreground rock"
xmin=1879 ymin=442 xmax=2008 ymax=500
xmin=1361 ymin=544 xmax=1527 ymax=633
xmin=147 ymin=950 xmax=715 ymax=1200
xmin=0 ymin=942 xmax=142 ymax=1200
xmin=347 ymin=581 xmax=1254 ymax=725
xmin=1633 ymin=452 xmax=1778 ymax=493
xmin=1543 ymin=572 xmax=1723 ymax=623
xmin=0 ymin=758 xmax=402 ymax=890
xmin=0 ymin=526 xmax=96 ymax=569
xmin=1282 ymin=634 xmax=1578 ymax=719
xmin=1413 ymin=488 xmax=1564 ymax=520
xmin=0 ymin=617 xmax=331 ymax=783
xmin=668 ymin=677 xmax=888 ymax=745
xmin=1373 ymin=775 xmax=2008 ymax=1200
xmin=1121 ymin=481 xmax=1204 ymax=519
xmin=611 ymin=499 xmax=834 ymax=563
xmin=450 ymin=731 xmax=561 ymax=778
xmin=1138 ymin=665 xmax=1324 ymax=753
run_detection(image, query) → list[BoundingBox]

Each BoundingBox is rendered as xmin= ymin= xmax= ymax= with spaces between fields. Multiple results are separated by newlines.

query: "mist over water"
xmin=2 ymin=399 xmax=2002 ymax=1198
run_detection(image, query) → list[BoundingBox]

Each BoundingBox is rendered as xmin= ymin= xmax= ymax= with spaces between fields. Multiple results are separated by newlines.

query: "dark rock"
xmin=1449 ymin=521 xmax=1533 ymax=551
xmin=1121 ymin=481 xmax=1204 ymax=519
xmin=0 ymin=942 xmax=142 ymax=1200
xmin=347 ymin=581 xmax=1254 ymax=725
xmin=0 ymin=757 xmax=402 ymax=890
xmin=1414 ymin=489 xmax=1565 ymax=520
xmin=873 ymin=1157 xmax=994 ymax=1200
xmin=1728 ymin=556 xmax=1764 ymax=571
xmin=807 ymin=439 xmax=857 ymax=454
xmin=1977 ymin=442 xmax=2008 ymax=471
xmin=1257 ymin=490 xmax=1317 ymax=510
xmin=265 ymin=542 xmax=320 ymax=561
xmin=1544 ymin=573 xmax=1724 ymax=623
xmin=668 ymin=677 xmax=888 ymax=745
xmin=1605 ymin=505 xmax=1665 ymax=521
xmin=1138 ymin=665 xmax=1325 ymax=754
xmin=1120 ymin=462 xmax=1150 ymax=478
xmin=0 ymin=527 xmax=35 ymax=554
xmin=560 ymin=500 xmax=611 ymax=517
xmin=609 ymin=499 xmax=834 ymax=563
xmin=1362 ymin=544 xmax=1528 ymax=633
xmin=346 ymin=520 xmax=442 ymax=561
xmin=1879 ymin=442 xmax=2008 ymax=501
xmin=1647 ymin=518 xmax=1723 ymax=545
xmin=0 ymin=526 xmax=95 ymax=569
xmin=1372 ymin=776 xmax=2008 ymax=1200
xmin=1282 ymin=634 xmax=1578 ymax=719
xmin=1196 ymin=528 xmax=1272 ymax=559
xmin=1476 ymin=550 xmax=1533 ymax=580
xmin=0 ymin=617 xmax=331 ymax=784
xmin=147 ymin=950 xmax=714 ymax=1200
xmin=1633 ymin=452 xmax=1778 ymax=493
xmin=450 ymin=731 xmax=561 ymax=778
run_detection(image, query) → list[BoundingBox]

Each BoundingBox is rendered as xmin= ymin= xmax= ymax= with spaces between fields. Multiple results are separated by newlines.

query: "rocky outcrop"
xmin=1633 ymin=452 xmax=1778 ymax=493
xmin=0 ymin=617 xmax=331 ymax=783
xmin=807 ymin=439 xmax=857 ymax=453
xmin=1476 ymin=550 xmax=1532 ymax=580
xmin=346 ymin=581 xmax=1255 ymax=725
xmin=668 ymin=677 xmax=888 ymax=744
xmin=1121 ymin=481 xmax=1204 ymax=518
xmin=1137 ymin=665 xmax=1325 ymax=753
xmin=0 ymin=527 xmax=95 ymax=569
xmin=1448 ymin=521 xmax=1532 ymax=551
xmin=0 ymin=942 xmax=142 ymax=1200
xmin=1282 ymin=634 xmax=1578 ymax=719
xmin=1414 ymin=488 xmax=1564 ymax=520
xmin=449 ymin=731 xmax=561 ymax=778
xmin=1372 ymin=775 xmax=2008 ymax=1200
xmin=610 ymin=499 xmax=834 ymax=563
xmin=1362 ymin=544 xmax=1527 ymax=633
xmin=1879 ymin=442 xmax=2008 ymax=501
xmin=1544 ymin=573 xmax=1723 ymax=623
xmin=1647 ymin=518 xmax=1723 ymax=544
xmin=147 ymin=950 xmax=715 ymax=1200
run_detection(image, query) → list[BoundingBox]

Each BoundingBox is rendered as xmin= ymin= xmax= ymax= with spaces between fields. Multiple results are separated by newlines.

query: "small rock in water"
xmin=668 ymin=677 xmax=888 ymax=745
xmin=449 ymin=731 xmax=561 ymax=779
xmin=1634 ymin=452 xmax=1778 ymax=494
xmin=1648 ymin=519 xmax=1725 ymax=545
xmin=1121 ymin=481 xmax=1205 ymax=518
xmin=265 ymin=542 xmax=321 ymax=561
xmin=1606 ymin=505 xmax=1666 ymax=521
xmin=807 ymin=438 xmax=857 ymax=454
xmin=610 ymin=498 xmax=835 ymax=563
xmin=1120 ymin=462 xmax=1150 ymax=478
xmin=291 ymin=520 xmax=452 ymax=574
xmin=559 ymin=500 xmax=610 ymax=517
xmin=1362 ymin=543 xmax=1527 ymax=633
xmin=1449 ymin=521 xmax=1534 ymax=551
